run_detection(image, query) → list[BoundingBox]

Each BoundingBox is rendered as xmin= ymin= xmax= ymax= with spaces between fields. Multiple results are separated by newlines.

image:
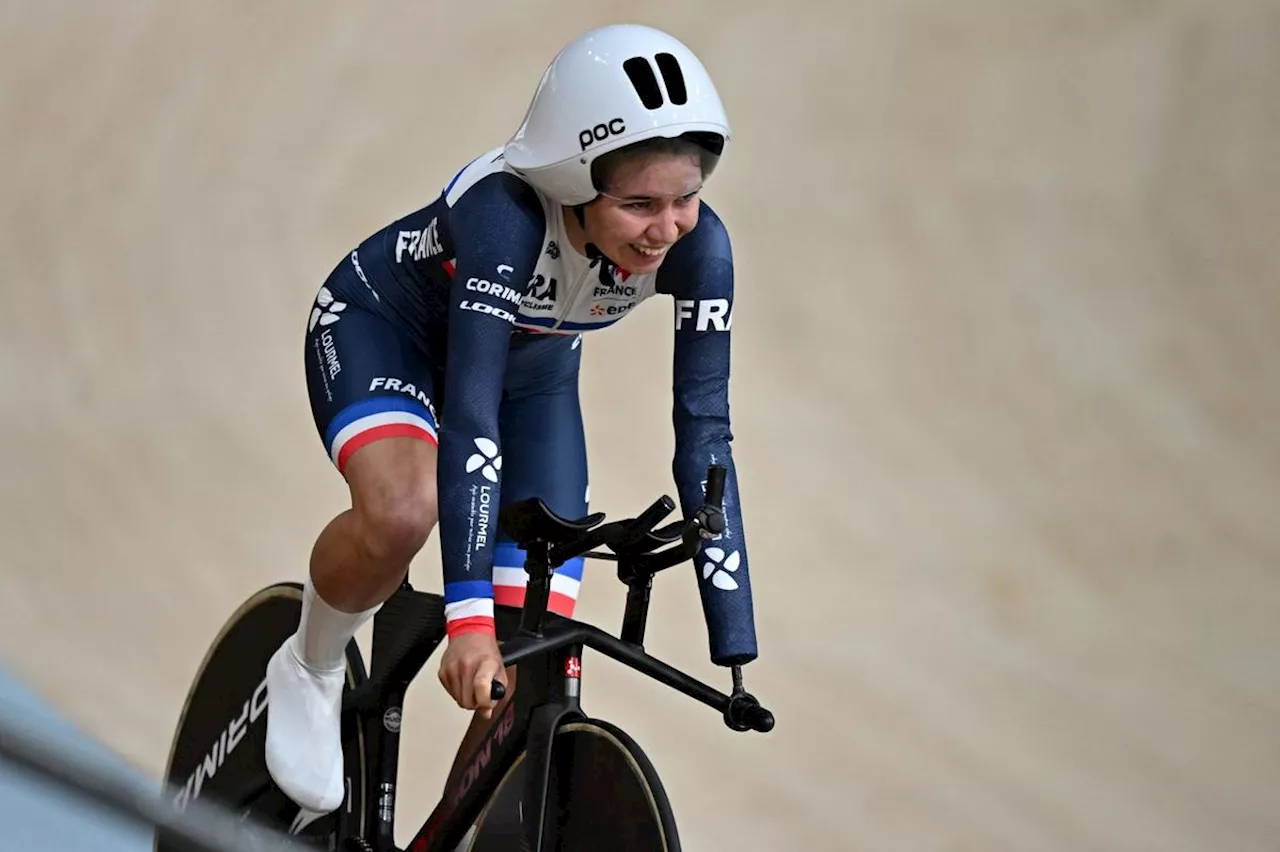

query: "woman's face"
xmin=581 ymin=152 xmax=704 ymax=273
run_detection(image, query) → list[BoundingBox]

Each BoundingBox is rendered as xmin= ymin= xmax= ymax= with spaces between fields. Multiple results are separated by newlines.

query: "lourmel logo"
xmin=701 ymin=547 xmax=741 ymax=591
xmin=466 ymin=437 xmax=502 ymax=483
xmin=309 ymin=286 xmax=347 ymax=331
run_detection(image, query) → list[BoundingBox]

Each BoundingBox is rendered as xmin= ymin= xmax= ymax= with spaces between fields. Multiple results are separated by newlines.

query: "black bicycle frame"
xmin=404 ymin=626 xmax=583 ymax=852
xmin=342 ymin=595 xmax=741 ymax=851
xmin=340 ymin=467 xmax=772 ymax=852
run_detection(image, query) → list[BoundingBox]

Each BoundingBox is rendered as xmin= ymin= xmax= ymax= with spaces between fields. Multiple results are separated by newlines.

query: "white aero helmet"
xmin=504 ymin=24 xmax=731 ymax=206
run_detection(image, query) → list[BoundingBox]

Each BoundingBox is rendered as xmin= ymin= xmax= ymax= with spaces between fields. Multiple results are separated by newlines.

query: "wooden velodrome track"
xmin=2 ymin=3 xmax=1277 ymax=849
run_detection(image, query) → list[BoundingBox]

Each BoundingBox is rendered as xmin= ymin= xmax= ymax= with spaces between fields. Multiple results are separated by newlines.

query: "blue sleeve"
xmin=657 ymin=203 xmax=759 ymax=666
xmin=437 ymin=173 xmax=544 ymax=638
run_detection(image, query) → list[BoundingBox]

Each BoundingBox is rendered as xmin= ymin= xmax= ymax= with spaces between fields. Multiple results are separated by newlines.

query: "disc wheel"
xmin=155 ymin=582 xmax=368 ymax=850
xmin=467 ymin=718 xmax=679 ymax=852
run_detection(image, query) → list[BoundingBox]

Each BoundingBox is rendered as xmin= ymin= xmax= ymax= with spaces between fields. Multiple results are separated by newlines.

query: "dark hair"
xmin=590 ymin=131 xmax=724 ymax=193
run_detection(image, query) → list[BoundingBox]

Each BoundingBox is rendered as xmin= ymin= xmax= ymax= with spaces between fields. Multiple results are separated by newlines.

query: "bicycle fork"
xmin=517 ymin=641 xmax=585 ymax=852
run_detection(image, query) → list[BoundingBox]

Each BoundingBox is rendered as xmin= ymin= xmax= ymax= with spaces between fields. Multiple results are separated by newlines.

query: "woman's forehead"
xmin=605 ymin=155 xmax=703 ymax=199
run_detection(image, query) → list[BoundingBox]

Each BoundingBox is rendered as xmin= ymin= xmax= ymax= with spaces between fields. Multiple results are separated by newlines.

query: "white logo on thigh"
xmin=309 ymin=286 xmax=347 ymax=331
xmin=701 ymin=547 xmax=741 ymax=591
xmin=466 ymin=437 xmax=502 ymax=483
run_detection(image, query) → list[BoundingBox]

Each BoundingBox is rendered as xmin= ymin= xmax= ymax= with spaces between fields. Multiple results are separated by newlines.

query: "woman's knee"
xmin=360 ymin=492 xmax=437 ymax=564
xmin=344 ymin=438 xmax=439 ymax=565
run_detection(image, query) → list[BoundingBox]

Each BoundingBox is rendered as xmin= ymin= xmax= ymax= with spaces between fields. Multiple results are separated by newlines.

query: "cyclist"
xmin=264 ymin=23 xmax=759 ymax=813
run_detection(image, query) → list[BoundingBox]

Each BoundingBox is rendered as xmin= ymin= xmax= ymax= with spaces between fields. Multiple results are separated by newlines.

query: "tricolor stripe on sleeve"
xmin=444 ymin=580 xmax=495 ymax=638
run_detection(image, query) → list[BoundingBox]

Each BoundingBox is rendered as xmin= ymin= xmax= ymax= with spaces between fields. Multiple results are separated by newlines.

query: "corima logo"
xmin=172 ymin=678 xmax=269 ymax=813
xmin=466 ymin=277 xmax=522 ymax=305
xmin=579 ymin=118 xmax=626 ymax=151
xmin=460 ymin=275 xmax=522 ymax=324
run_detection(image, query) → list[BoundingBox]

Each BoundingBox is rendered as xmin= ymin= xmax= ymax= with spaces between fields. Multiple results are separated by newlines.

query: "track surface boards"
xmin=2 ymin=4 xmax=1278 ymax=850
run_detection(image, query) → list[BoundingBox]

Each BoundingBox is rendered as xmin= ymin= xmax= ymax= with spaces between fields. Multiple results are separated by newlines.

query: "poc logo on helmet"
xmin=579 ymin=118 xmax=626 ymax=151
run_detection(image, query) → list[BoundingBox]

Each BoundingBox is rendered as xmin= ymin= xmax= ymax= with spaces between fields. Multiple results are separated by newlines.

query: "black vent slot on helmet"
xmin=623 ymin=56 xmax=665 ymax=109
xmin=654 ymin=52 xmax=687 ymax=105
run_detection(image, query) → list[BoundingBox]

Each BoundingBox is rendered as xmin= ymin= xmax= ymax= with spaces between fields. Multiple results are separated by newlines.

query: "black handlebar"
xmin=704 ymin=465 xmax=726 ymax=509
xmin=547 ymin=494 xmax=675 ymax=566
xmin=482 ymin=464 xmax=772 ymax=732
xmin=628 ymin=495 xmax=678 ymax=541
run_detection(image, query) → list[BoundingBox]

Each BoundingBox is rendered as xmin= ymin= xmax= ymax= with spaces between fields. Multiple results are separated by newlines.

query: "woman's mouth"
xmin=630 ymin=244 xmax=669 ymax=260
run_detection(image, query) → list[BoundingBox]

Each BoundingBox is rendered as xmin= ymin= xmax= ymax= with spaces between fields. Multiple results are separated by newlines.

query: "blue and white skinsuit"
xmin=303 ymin=146 xmax=757 ymax=665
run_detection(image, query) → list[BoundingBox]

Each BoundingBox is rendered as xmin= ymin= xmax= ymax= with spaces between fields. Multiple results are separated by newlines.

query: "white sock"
xmin=297 ymin=577 xmax=381 ymax=671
